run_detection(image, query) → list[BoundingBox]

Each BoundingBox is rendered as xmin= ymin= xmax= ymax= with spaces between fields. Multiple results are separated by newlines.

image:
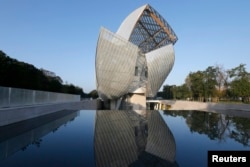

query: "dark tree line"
xmin=160 ymin=64 xmax=250 ymax=103
xmin=0 ymin=50 xmax=87 ymax=97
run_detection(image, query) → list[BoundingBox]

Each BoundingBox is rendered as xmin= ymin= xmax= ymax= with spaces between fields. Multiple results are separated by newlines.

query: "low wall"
xmin=0 ymin=86 xmax=80 ymax=108
xmin=158 ymin=100 xmax=250 ymax=118
xmin=165 ymin=100 xmax=250 ymax=112
xmin=0 ymin=100 xmax=98 ymax=126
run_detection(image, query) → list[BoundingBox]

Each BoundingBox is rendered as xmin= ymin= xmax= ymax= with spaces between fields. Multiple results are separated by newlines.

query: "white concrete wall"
xmin=147 ymin=100 xmax=250 ymax=117
xmin=0 ymin=86 xmax=80 ymax=108
xmin=129 ymin=93 xmax=146 ymax=110
xmin=164 ymin=100 xmax=250 ymax=111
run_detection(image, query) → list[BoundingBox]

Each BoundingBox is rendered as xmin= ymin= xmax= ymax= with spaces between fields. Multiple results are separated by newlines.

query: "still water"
xmin=0 ymin=109 xmax=249 ymax=167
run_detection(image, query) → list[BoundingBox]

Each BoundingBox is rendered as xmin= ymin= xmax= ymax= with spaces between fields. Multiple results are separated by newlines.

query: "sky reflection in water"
xmin=161 ymin=110 xmax=250 ymax=167
xmin=0 ymin=110 xmax=249 ymax=167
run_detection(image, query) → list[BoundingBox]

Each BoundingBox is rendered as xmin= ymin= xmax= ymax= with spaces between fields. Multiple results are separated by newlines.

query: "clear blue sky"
xmin=1 ymin=0 xmax=250 ymax=93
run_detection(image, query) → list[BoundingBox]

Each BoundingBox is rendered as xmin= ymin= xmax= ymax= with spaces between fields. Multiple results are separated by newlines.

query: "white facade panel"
xmin=146 ymin=44 xmax=175 ymax=97
xmin=116 ymin=4 xmax=147 ymax=40
xmin=96 ymin=28 xmax=140 ymax=100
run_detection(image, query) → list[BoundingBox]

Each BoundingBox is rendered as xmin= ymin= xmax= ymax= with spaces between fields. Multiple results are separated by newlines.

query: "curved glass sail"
xmin=96 ymin=4 xmax=178 ymax=106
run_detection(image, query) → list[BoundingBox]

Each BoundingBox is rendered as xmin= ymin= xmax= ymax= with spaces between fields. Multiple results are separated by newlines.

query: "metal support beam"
xmin=145 ymin=8 xmax=176 ymax=42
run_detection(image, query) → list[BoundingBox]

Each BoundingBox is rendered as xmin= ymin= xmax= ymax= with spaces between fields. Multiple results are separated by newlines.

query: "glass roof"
xmin=129 ymin=5 xmax=178 ymax=53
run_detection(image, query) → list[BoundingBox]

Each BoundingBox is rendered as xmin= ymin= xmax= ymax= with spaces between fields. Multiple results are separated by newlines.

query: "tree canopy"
xmin=161 ymin=64 xmax=250 ymax=103
xmin=0 ymin=50 xmax=85 ymax=97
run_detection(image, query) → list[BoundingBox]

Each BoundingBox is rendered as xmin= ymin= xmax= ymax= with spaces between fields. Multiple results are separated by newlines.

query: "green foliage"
xmin=186 ymin=66 xmax=217 ymax=100
xmin=188 ymin=71 xmax=204 ymax=99
xmin=177 ymin=84 xmax=191 ymax=99
xmin=0 ymin=50 xmax=85 ymax=97
xmin=162 ymin=84 xmax=191 ymax=100
xmin=228 ymin=64 xmax=250 ymax=101
xmin=230 ymin=78 xmax=250 ymax=100
xmin=204 ymin=66 xmax=217 ymax=97
xmin=161 ymin=63 xmax=250 ymax=103
xmin=88 ymin=90 xmax=98 ymax=99
xmin=228 ymin=63 xmax=250 ymax=79
xmin=162 ymin=85 xmax=174 ymax=99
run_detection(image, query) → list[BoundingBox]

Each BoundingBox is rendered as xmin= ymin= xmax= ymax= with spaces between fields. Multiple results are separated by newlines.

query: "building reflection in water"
xmin=94 ymin=110 xmax=179 ymax=167
xmin=0 ymin=110 xmax=79 ymax=160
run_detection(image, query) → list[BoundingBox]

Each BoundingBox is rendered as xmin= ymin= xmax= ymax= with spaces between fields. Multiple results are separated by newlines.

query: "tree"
xmin=185 ymin=66 xmax=218 ymax=101
xmin=203 ymin=66 xmax=217 ymax=99
xmin=228 ymin=64 xmax=250 ymax=79
xmin=0 ymin=50 xmax=85 ymax=97
xmin=162 ymin=63 xmax=249 ymax=102
xmin=187 ymin=71 xmax=204 ymax=100
xmin=178 ymin=84 xmax=192 ymax=99
xmin=162 ymin=85 xmax=174 ymax=99
xmin=228 ymin=64 xmax=250 ymax=102
xmin=214 ymin=64 xmax=229 ymax=99
xmin=88 ymin=90 xmax=98 ymax=99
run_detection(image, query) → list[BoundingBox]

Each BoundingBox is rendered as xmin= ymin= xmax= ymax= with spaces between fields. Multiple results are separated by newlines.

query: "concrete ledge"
xmin=0 ymin=100 xmax=98 ymax=126
xmin=161 ymin=100 xmax=250 ymax=118
xmin=165 ymin=100 xmax=250 ymax=111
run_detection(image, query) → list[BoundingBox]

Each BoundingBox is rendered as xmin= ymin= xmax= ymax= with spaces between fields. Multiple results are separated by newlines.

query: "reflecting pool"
xmin=0 ymin=110 xmax=249 ymax=167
